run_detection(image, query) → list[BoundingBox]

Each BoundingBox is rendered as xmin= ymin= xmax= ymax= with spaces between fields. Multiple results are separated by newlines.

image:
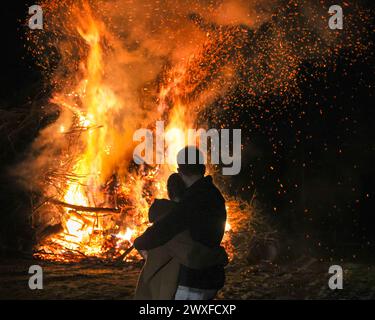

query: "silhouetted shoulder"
xmin=148 ymin=199 xmax=176 ymax=223
xmin=203 ymin=176 xmax=225 ymax=204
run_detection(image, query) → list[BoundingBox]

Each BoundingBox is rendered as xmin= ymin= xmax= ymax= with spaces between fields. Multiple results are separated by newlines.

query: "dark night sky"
xmin=3 ymin=2 xmax=36 ymax=102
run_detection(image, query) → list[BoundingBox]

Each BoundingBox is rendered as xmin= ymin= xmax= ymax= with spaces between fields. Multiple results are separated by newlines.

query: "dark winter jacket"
xmin=134 ymin=176 xmax=227 ymax=289
xmin=135 ymin=199 xmax=228 ymax=299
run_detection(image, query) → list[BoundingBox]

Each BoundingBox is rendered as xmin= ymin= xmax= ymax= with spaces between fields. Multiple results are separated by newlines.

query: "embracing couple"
xmin=134 ymin=146 xmax=228 ymax=300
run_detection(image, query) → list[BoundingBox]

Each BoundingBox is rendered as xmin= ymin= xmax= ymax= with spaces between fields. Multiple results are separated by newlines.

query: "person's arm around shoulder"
xmin=134 ymin=196 xmax=194 ymax=250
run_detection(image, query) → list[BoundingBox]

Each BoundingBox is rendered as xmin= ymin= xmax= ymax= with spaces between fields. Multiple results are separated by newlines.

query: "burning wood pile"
xmin=21 ymin=1 xmax=250 ymax=263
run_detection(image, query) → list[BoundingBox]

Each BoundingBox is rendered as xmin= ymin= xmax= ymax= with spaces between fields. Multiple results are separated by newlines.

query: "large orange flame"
xmin=33 ymin=1 xmax=241 ymax=262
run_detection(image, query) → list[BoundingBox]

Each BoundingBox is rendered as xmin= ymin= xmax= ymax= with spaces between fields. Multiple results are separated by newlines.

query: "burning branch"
xmin=115 ymin=245 xmax=134 ymax=263
xmin=49 ymin=198 xmax=122 ymax=213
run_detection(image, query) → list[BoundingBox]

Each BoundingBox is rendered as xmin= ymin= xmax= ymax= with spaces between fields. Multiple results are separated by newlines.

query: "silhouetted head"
xmin=177 ymin=146 xmax=206 ymax=187
xmin=167 ymin=173 xmax=186 ymax=202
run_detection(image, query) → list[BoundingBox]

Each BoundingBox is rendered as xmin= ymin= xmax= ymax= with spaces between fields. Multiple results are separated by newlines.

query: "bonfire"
xmin=25 ymin=0 xmax=250 ymax=263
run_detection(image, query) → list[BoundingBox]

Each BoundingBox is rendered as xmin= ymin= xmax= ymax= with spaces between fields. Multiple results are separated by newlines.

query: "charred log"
xmin=49 ymin=199 xmax=122 ymax=213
